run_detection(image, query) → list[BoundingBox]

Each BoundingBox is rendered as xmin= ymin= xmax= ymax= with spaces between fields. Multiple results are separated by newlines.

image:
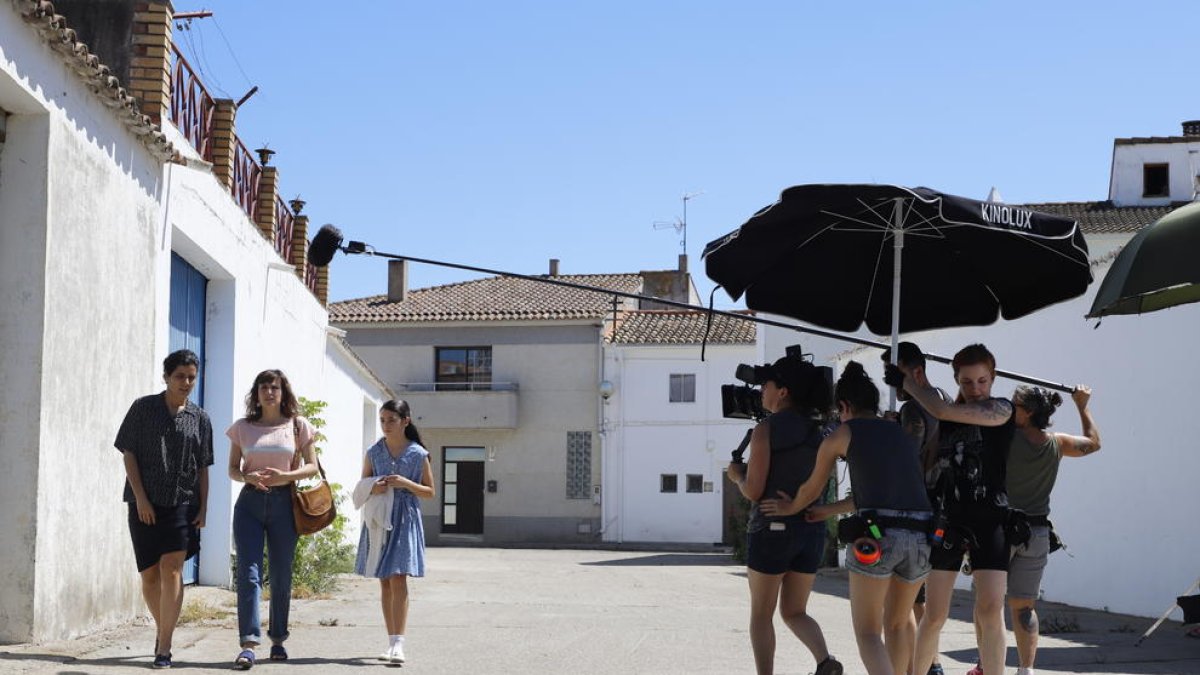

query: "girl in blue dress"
xmin=355 ymin=399 xmax=435 ymax=664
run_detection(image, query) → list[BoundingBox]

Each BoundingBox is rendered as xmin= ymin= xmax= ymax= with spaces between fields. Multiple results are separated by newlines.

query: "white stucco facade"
xmin=0 ymin=3 xmax=388 ymax=641
xmin=600 ymin=343 xmax=756 ymax=543
xmin=1109 ymin=138 xmax=1200 ymax=206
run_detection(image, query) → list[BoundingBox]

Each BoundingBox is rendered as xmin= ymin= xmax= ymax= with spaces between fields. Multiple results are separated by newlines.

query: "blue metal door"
xmin=169 ymin=253 xmax=207 ymax=585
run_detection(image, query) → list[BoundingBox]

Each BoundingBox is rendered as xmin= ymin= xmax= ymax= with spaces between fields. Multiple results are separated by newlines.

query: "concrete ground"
xmin=0 ymin=547 xmax=1196 ymax=674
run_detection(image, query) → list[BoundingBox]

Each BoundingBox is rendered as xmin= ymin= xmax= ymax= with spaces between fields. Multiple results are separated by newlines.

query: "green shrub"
xmin=290 ymin=398 xmax=356 ymax=596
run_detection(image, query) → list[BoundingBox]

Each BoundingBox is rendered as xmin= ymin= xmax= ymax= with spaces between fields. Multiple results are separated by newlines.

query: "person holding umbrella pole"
xmin=885 ymin=344 xmax=1015 ymax=675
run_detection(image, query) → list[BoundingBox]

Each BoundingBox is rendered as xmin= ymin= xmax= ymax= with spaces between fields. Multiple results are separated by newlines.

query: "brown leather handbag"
xmin=291 ymin=419 xmax=336 ymax=535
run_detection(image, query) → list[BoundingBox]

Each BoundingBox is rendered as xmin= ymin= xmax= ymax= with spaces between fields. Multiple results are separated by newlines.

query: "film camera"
xmin=724 ymin=345 xmax=833 ymax=464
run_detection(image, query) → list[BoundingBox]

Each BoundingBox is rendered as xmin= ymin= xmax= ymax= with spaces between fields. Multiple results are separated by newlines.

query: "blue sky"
xmin=177 ymin=2 xmax=1199 ymax=307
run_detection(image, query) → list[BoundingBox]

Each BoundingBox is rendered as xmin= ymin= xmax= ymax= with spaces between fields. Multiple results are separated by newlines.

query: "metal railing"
xmin=168 ymin=45 xmax=215 ymax=162
xmin=305 ymin=260 xmax=319 ymax=295
xmin=395 ymin=381 xmax=519 ymax=393
xmin=274 ymin=195 xmax=295 ymax=262
xmin=230 ymin=137 xmax=261 ymax=222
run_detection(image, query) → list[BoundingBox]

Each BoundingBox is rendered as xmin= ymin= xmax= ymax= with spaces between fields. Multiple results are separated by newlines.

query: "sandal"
xmin=269 ymin=644 xmax=288 ymax=661
xmin=235 ymin=649 xmax=255 ymax=670
xmin=1187 ymin=626 xmax=1200 ymax=638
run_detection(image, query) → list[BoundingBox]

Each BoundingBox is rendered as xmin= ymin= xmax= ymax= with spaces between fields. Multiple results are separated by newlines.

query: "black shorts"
xmin=745 ymin=521 xmax=826 ymax=575
xmin=929 ymin=515 xmax=1008 ymax=573
xmin=127 ymin=502 xmax=199 ymax=572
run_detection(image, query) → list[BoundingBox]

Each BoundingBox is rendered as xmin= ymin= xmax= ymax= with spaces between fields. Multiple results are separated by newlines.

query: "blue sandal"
xmin=235 ymin=649 xmax=255 ymax=670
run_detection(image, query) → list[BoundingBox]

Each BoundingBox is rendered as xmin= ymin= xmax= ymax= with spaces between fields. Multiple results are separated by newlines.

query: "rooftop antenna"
xmin=653 ymin=191 xmax=703 ymax=256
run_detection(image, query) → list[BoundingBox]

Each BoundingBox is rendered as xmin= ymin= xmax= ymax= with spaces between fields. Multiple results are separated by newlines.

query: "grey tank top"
xmin=845 ymin=418 xmax=932 ymax=514
xmin=1006 ymin=432 xmax=1060 ymax=516
xmin=747 ymin=409 xmax=825 ymax=532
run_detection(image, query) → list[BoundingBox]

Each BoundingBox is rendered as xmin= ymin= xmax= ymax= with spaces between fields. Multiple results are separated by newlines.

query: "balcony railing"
xmin=392 ymin=382 xmax=519 ymax=429
xmin=305 ymin=260 xmax=319 ymax=295
xmin=231 ymin=137 xmax=261 ymax=222
xmin=274 ymin=195 xmax=295 ymax=262
xmin=169 ymin=45 xmax=215 ymax=162
xmin=395 ymin=382 xmax=519 ymax=393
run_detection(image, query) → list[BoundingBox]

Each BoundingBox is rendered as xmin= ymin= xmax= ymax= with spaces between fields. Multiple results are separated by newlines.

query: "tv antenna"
xmin=653 ymin=191 xmax=703 ymax=255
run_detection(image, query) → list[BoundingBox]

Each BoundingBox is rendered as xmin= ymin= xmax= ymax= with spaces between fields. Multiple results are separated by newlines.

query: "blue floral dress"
xmin=354 ymin=439 xmax=428 ymax=578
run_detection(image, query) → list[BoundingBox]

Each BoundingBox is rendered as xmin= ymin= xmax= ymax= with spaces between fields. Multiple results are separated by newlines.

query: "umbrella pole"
xmin=888 ymin=198 xmax=905 ymax=412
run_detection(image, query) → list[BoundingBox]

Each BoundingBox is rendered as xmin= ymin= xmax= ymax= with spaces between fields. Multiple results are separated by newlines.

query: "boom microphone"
xmin=308 ymin=224 xmax=344 ymax=267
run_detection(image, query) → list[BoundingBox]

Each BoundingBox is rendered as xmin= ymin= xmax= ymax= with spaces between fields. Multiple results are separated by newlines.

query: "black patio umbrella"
xmin=703 ymin=184 xmax=1092 ymax=387
xmin=1087 ymin=200 xmax=1200 ymax=318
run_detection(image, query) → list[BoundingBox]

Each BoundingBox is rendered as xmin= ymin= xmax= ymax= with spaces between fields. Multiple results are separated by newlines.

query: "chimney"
xmin=387 ymin=259 xmax=407 ymax=302
xmin=677 ymin=254 xmax=688 ymax=273
xmin=549 ymin=258 xmax=560 ymax=276
xmin=1183 ymin=120 xmax=1200 ymax=137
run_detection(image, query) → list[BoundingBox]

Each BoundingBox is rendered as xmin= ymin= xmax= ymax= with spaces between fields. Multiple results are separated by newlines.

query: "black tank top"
xmin=845 ymin=418 xmax=932 ymax=513
xmin=747 ymin=409 xmax=824 ymax=532
xmin=931 ymin=398 xmax=1014 ymax=516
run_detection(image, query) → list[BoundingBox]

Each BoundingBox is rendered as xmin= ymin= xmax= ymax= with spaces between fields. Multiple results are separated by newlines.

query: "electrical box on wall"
xmin=487 ymin=480 xmax=497 ymax=493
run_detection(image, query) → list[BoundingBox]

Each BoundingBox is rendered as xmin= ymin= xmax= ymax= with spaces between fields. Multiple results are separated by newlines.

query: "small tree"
xmin=291 ymin=397 xmax=356 ymax=596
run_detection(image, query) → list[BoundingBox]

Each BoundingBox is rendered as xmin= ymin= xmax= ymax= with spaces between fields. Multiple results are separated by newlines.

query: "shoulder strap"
xmin=291 ymin=417 xmax=328 ymax=480
xmin=291 ymin=418 xmax=302 ymax=470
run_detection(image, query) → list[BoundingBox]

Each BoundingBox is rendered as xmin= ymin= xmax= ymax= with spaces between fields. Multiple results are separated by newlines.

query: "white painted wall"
xmin=602 ymin=343 xmax=756 ymax=543
xmin=0 ymin=3 xmax=164 ymax=640
xmin=1109 ymin=140 xmax=1200 ymax=206
xmin=0 ymin=2 xmax=388 ymax=639
xmin=319 ymin=337 xmax=391 ymax=540
xmin=760 ymin=244 xmax=1198 ymax=618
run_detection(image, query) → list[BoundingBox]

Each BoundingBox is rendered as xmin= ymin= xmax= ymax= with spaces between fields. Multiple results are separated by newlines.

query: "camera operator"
xmin=762 ymin=362 xmax=932 ymax=675
xmin=726 ymin=355 xmax=843 ymax=675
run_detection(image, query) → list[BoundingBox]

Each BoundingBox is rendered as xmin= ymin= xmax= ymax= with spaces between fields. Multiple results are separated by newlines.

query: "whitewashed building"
xmin=331 ymin=258 xmax=759 ymax=546
xmin=0 ymin=1 xmax=388 ymax=642
xmin=760 ymin=121 xmax=1199 ymax=618
xmin=601 ymin=310 xmax=757 ymax=544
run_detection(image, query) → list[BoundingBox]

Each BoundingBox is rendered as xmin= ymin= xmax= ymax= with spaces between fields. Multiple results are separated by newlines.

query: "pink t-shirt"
xmin=226 ymin=417 xmax=315 ymax=474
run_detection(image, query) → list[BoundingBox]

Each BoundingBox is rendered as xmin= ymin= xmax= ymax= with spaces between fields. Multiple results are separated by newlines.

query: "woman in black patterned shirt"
xmin=115 ymin=349 xmax=214 ymax=670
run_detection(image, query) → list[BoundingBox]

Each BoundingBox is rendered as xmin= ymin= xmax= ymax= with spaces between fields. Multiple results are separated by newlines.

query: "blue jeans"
xmin=233 ymin=487 xmax=298 ymax=646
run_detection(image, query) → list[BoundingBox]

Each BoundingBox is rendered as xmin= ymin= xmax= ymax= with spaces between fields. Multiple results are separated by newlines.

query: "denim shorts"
xmin=846 ymin=528 xmax=931 ymax=583
xmin=1008 ymin=525 xmax=1050 ymax=599
xmin=745 ymin=521 xmax=827 ymax=575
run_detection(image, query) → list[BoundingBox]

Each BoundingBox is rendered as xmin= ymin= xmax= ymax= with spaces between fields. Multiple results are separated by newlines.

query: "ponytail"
xmin=382 ymin=399 xmax=425 ymax=447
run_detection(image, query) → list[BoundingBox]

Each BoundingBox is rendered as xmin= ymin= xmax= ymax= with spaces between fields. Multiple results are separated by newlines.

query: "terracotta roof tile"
xmin=12 ymin=0 xmax=175 ymax=160
xmin=609 ymin=310 xmax=756 ymax=345
xmin=1021 ymin=201 xmax=1175 ymax=235
xmin=329 ymin=273 xmax=644 ymax=323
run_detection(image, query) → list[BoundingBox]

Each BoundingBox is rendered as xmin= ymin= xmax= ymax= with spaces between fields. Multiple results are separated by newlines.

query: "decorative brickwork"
xmin=255 ymin=166 xmax=278 ymax=241
xmin=316 ymin=266 xmax=329 ymax=307
xmin=292 ymin=214 xmax=309 ymax=278
xmin=210 ymin=98 xmax=235 ymax=187
xmin=128 ymin=1 xmax=172 ymax=124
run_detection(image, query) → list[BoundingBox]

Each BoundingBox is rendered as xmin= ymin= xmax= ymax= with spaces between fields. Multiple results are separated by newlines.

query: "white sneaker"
xmin=379 ymin=645 xmax=393 ymax=661
xmin=390 ymin=643 xmax=406 ymax=664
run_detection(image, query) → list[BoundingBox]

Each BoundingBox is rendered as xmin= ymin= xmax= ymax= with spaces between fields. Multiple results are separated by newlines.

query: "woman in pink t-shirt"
xmin=225 ymin=369 xmax=318 ymax=669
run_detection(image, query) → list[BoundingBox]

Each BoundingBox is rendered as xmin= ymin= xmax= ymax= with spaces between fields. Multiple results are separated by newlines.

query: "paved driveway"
xmin=0 ymin=548 xmax=1195 ymax=674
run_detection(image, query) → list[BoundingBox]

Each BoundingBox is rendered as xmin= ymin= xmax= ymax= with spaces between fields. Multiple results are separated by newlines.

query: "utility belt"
xmin=1021 ymin=514 xmax=1065 ymax=553
xmin=836 ymin=511 xmax=931 ymax=544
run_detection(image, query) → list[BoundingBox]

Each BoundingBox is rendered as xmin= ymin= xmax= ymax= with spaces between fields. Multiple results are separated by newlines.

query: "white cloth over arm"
xmin=352 ymin=476 xmax=394 ymax=576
